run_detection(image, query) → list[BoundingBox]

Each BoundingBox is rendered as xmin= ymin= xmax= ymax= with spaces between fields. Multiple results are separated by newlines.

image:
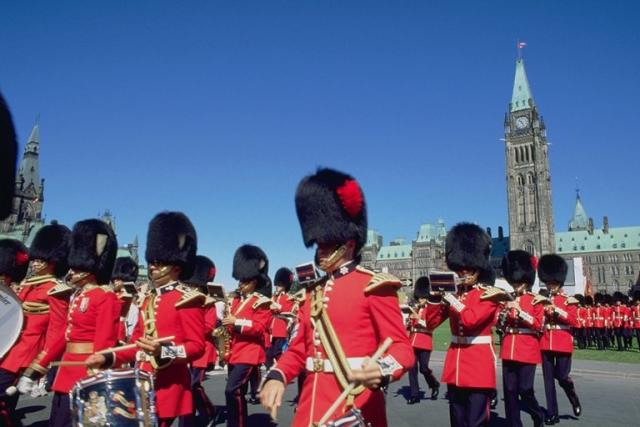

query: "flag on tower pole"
xmin=518 ymin=41 xmax=527 ymax=49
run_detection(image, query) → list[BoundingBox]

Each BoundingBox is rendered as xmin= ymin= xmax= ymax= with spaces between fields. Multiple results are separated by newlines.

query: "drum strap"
xmin=310 ymin=283 xmax=365 ymax=409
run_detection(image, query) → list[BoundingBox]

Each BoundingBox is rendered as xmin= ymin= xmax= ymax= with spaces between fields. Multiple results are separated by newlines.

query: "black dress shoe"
xmin=431 ymin=384 xmax=440 ymax=400
xmin=572 ymin=401 xmax=582 ymax=417
xmin=490 ymin=396 xmax=498 ymax=409
xmin=544 ymin=415 xmax=559 ymax=425
xmin=248 ymin=396 xmax=260 ymax=405
xmin=407 ymin=397 xmax=420 ymax=405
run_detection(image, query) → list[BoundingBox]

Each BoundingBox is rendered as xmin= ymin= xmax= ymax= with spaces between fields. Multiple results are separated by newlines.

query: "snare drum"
xmin=323 ymin=409 xmax=371 ymax=427
xmin=71 ymin=368 xmax=157 ymax=427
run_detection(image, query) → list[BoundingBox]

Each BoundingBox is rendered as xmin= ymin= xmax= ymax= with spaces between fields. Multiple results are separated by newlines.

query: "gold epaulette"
xmin=533 ymin=294 xmax=553 ymax=305
xmin=252 ymin=294 xmax=272 ymax=309
xmin=287 ymin=288 xmax=307 ymax=303
xmin=175 ymin=285 xmax=206 ymax=308
xmin=363 ymin=271 xmax=402 ymax=294
xmin=47 ymin=281 xmax=74 ymax=296
xmin=203 ymin=295 xmax=217 ymax=308
xmin=100 ymin=284 xmax=115 ymax=293
xmin=480 ymin=287 xmax=511 ymax=302
xmin=566 ymin=296 xmax=580 ymax=306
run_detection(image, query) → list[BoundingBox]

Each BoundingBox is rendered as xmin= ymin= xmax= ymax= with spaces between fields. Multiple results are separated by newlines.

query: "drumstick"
xmin=317 ymin=337 xmax=393 ymax=426
xmin=50 ymin=360 xmax=88 ymax=367
xmin=96 ymin=335 xmax=175 ymax=355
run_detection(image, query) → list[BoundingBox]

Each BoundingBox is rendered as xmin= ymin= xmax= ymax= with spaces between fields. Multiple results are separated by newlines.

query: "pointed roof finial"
xmin=511 ymin=44 xmax=535 ymax=113
xmin=569 ymin=187 xmax=589 ymax=231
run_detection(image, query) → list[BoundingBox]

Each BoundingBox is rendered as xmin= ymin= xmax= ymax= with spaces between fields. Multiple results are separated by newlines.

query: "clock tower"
xmin=504 ymin=58 xmax=555 ymax=256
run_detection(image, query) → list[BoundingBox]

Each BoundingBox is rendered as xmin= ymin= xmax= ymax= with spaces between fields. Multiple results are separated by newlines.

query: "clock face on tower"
xmin=515 ymin=116 xmax=529 ymax=129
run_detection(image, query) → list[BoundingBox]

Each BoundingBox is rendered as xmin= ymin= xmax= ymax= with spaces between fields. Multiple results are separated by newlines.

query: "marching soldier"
xmin=632 ymin=292 xmax=640 ymax=350
xmin=111 ymin=256 xmax=140 ymax=345
xmin=224 ymin=245 xmax=272 ymax=427
xmin=592 ymin=293 xmax=607 ymax=350
xmin=499 ymin=250 xmax=544 ymax=427
xmin=406 ymin=276 xmax=440 ymax=404
xmin=87 ymin=211 xmax=205 ymax=427
xmin=20 ymin=219 xmax=120 ymax=427
xmin=612 ymin=292 xmax=629 ymax=351
xmin=260 ymin=168 xmax=414 ymax=426
xmin=584 ymin=295 xmax=595 ymax=348
xmin=0 ymin=239 xmax=31 ymax=426
xmin=266 ymin=267 xmax=296 ymax=370
xmin=538 ymin=254 xmax=581 ymax=425
xmin=425 ymin=223 xmax=505 ymax=427
xmin=573 ymin=294 xmax=587 ymax=349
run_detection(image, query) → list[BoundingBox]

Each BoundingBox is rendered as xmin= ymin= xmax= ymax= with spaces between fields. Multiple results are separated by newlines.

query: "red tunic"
xmin=427 ymin=285 xmax=500 ymax=389
xmin=632 ymin=304 xmax=640 ymax=329
xmin=499 ymin=293 xmax=542 ymax=365
xmin=115 ymin=282 xmax=205 ymax=419
xmin=408 ymin=304 xmax=438 ymax=351
xmin=611 ymin=305 xmax=629 ymax=328
xmin=227 ymin=293 xmax=271 ymax=365
xmin=1 ymin=276 xmax=71 ymax=374
xmin=270 ymin=292 xmax=295 ymax=339
xmin=584 ymin=306 xmax=594 ymax=328
xmin=539 ymin=293 xmax=578 ymax=354
xmin=576 ymin=306 xmax=587 ymax=329
xmin=193 ymin=304 xmax=218 ymax=369
xmin=592 ymin=306 xmax=607 ymax=328
xmin=270 ymin=265 xmax=414 ymax=427
xmin=37 ymin=284 xmax=119 ymax=393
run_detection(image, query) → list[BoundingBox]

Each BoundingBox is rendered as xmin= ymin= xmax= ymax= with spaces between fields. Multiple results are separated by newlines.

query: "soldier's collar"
xmin=330 ymin=260 xmax=357 ymax=279
xmin=154 ymin=281 xmax=179 ymax=295
xmin=23 ymin=274 xmax=56 ymax=285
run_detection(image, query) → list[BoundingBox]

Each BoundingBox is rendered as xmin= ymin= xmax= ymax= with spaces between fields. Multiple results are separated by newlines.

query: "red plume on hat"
xmin=0 ymin=239 xmax=29 ymax=283
xmin=295 ymin=168 xmax=368 ymax=252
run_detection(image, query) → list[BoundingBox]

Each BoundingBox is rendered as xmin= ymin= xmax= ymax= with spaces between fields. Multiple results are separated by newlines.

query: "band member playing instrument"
xmin=266 ymin=267 xmax=295 ymax=370
xmin=426 ymin=223 xmax=506 ymax=427
xmin=537 ymin=254 xmax=582 ymax=425
xmin=260 ymin=168 xmax=414 ymax=426
xmin=406 ymin=276 xmax=440 ymax=404
xmin=0 ymin=239 xmax=31 ymax=426
xmin=499 ymin=250 xmax=544 ymax=427
xmin=224 ymin=245 xmax=272 ymax=427
xmin=21 ymin=219 xmax=120 ymax=427
xmin=87 ymin=211 xmax=205 ymax=427
xmin=111 ymin=256 xmax=140 ymax=346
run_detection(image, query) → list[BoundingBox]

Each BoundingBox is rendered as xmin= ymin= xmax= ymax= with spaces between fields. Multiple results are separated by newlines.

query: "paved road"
xmin=16 ymin=355 xmax=640 ymax=426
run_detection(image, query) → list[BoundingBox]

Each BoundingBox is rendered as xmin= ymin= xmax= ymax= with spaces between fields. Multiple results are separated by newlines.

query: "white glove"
xmin=16 ymin=376 xmax=36 ymax=395
xmin=443 ymin=293 xmax=466 ymax=313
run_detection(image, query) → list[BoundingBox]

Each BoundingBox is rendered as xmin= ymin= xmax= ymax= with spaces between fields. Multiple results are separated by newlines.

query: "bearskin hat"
xmin=584 ymin=295 xmax=594 ymax=306
xmin=29 ymin=221 xmax=71 ymax=278
xmin=183 ymin=255 xmax=216 ymax=289
xmin=613 ymin=291 xmax=625 ymax=303
xmin=274 ymin=267 xmax=294 ymax=292
xmin=0 ymin=92 xmax=17 ymax=220
xmin=501 ymin=250 xmax=536 ymax=288
xmin=145 ymin=211 xmax=197 ymax=280
xmin=67 ymin=219 xmax=118 ymax=284
xmin=413 ymin=276 xmax=431 ymax=300
xmin=295 ymin=168 xmax=367 ymax=253
xmin=594 ymin=292 xmax=604 ymax=304
xmin=232 ymin=244 xmax=270 ymax=294
xmin=537 ymin=254 xmax=567 ymax=286
xmin=539 ymin=288 xmax=550 ymax=298
xmin=604 ymin=293 xmax=613 ymax=305
xmin=445 ymin=223 xmax=494 ymax=284
xmin=0 ymin=239 xmax=29 ymax=283
xmin=632 ymin=290 xmax=640 ymax=303
xmin=260 ymin=275 xmax=273 ymax=298
xmin=112 ymin=257 xmax=139 ymax=283
xmin=574 ymin=294 xmax=585 ymax=305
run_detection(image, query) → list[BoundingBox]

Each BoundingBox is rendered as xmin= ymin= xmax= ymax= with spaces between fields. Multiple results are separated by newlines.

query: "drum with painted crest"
xmin=0 ymin=283 xmax=23 ymax=359
xmin=71 ymin=368 xmax=157 ymax=427
xmin=323 ymin=408 xmax=370 ymax=427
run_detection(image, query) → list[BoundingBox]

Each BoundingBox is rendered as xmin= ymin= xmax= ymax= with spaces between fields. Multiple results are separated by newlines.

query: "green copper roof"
xmin=556 ymin=227 xmax=640 ymax=254
xmin=511 ymin=59 xmax=535 ymax=112
xmin=416 ymin=220 xmax=447 ymax=242
xmin=0 ymin=221 xmax=46 ymax=246
xmin=568 ymin=193 xmax=589 ymax=231
xmin=366 ymin=229 xmax=382 ymax=247
xmin=377 ymin=244 xmax=412 ymax=260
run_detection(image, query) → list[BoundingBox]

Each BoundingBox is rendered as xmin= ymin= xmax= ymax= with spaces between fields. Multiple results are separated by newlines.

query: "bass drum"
xmin=71 ymin=369 xmax=157 ymax=427
xmin=0 ymin=283 xmax=23 ymax=358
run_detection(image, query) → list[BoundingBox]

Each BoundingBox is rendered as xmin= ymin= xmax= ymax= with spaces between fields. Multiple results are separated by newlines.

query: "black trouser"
xmin=502 ymin=360 xmax=544 ymax=427
xmin=248 ymin=365 xmax=261 ymax=398
xmin=623 ymin=328 xmax=633 ymax=349
xmin=614 ymin=327 xmax=625 ymax=351
xmin=636 ymin=329 xmax=640 ymax=350
xmin=447 ymin=384 xmax=492 ymax=427
xmin=0 ymin=369 xmax=19 ymax=427
xmin=265 ymin=337 xmax=287 ymax=370
xmin=586 ymin=327 xmax=594 ymax=348
xmin=595 ymin=328 xmax=606 ymax=350
xmin=225 ymin=364 xmax=255 ymax=427
xmin=541 ymin=351 xmax=579 ymax=418
xmin=49 ymin=392 xmax=72 ymax=427
xmin=408 ymin=349 xmax=438 ymax=398
xmin=179 ymin=367 xmax=215 ymax=427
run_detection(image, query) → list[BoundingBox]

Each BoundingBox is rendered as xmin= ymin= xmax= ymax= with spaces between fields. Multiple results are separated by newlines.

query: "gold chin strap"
xmin=69 ymin=272 xmax=90 ymax=285
xmin=149 ymin=265 xmax=173 ymax=283
xmin=318 ymin=245 xmax=348 ymax=273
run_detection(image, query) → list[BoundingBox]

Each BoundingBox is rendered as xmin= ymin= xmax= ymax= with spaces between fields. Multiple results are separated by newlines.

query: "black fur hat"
xmin=68 ymin=219 xmax=118 ymax=285
xmin=112 ymin=257 xmax=139 ymax=283
xmin=604 ymin=293 xmax=613 ymax=305
xmin=574 ymin=294 xmax=585 ymax=305
xmin=274 ymin=267 xmax=294 ymax=292
xmin=259 ymin=275 xmax=273 ymax=298
xmin=0 ymin=92 xmax=17 ymax=220
xmin=183 ymin=255 xmax=216 ymax=289
xmin=0 ymin=239 xmax=29 ymax=283
xmin=584 ymin=295 xmax=594 ymax=306
xmin=594 ymin=292 xmax=604 ymax=304
xmin=295 ymin=168 xmax=367 ymax=253
xmin=445 ymin=223 xmax=493 ymax=284
xmin=501 ymin=250 xmax=536 ymax=288
xmin=145 ymin=211 xmax=197 ymax=280
xmin=413 ymin=276 xmax=431 ymax=299
xmin=29 ymin=222 xmax=71 ymax=278
xmin=232 ymin=244 xmax=270 ymax=295
xmin=537 ymin=254 xmax=567 ymax=286
xmin=613 ymin=291 xmax=627 ymax=304
xmin=632 ymin=291 xmax=640 ymax=303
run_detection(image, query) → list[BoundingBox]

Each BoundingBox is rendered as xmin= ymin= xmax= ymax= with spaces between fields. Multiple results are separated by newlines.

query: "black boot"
xmin=545 ymin=415 xmax=559 ymax=425
xmin=430 ymin=382 xmax=440 ymax=400
xmin=562 ymin=381 xmax=582 ymax=417
xmin=407 ymin=396 xmax=420 ymax=405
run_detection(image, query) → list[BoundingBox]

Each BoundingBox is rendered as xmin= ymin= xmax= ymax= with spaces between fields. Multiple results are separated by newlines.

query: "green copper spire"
xmin=568 ymin=191 xmax=589 ymax=231
xmin=511 ymin=58 xmax=535 ymax=112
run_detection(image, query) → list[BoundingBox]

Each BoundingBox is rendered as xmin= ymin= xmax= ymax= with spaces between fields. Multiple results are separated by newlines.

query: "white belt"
xmin=545 ymin=324 xmax=571 ymax=330
xmin=450 ymin=335 xmax=492 ymax=345
xmin=305 ymin=357 xmax=366 ymax=372
xmin=505 ymin=327 xmax=537 ymax=335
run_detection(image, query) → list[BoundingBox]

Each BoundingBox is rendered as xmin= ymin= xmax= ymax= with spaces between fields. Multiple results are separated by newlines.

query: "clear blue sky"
xmin=2 ymin=1 xmax=638 ymax=288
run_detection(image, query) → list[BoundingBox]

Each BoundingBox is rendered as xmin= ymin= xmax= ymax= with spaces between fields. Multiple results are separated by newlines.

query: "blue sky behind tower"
xmin=1 ymin=1 xmax=638 ymax=287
